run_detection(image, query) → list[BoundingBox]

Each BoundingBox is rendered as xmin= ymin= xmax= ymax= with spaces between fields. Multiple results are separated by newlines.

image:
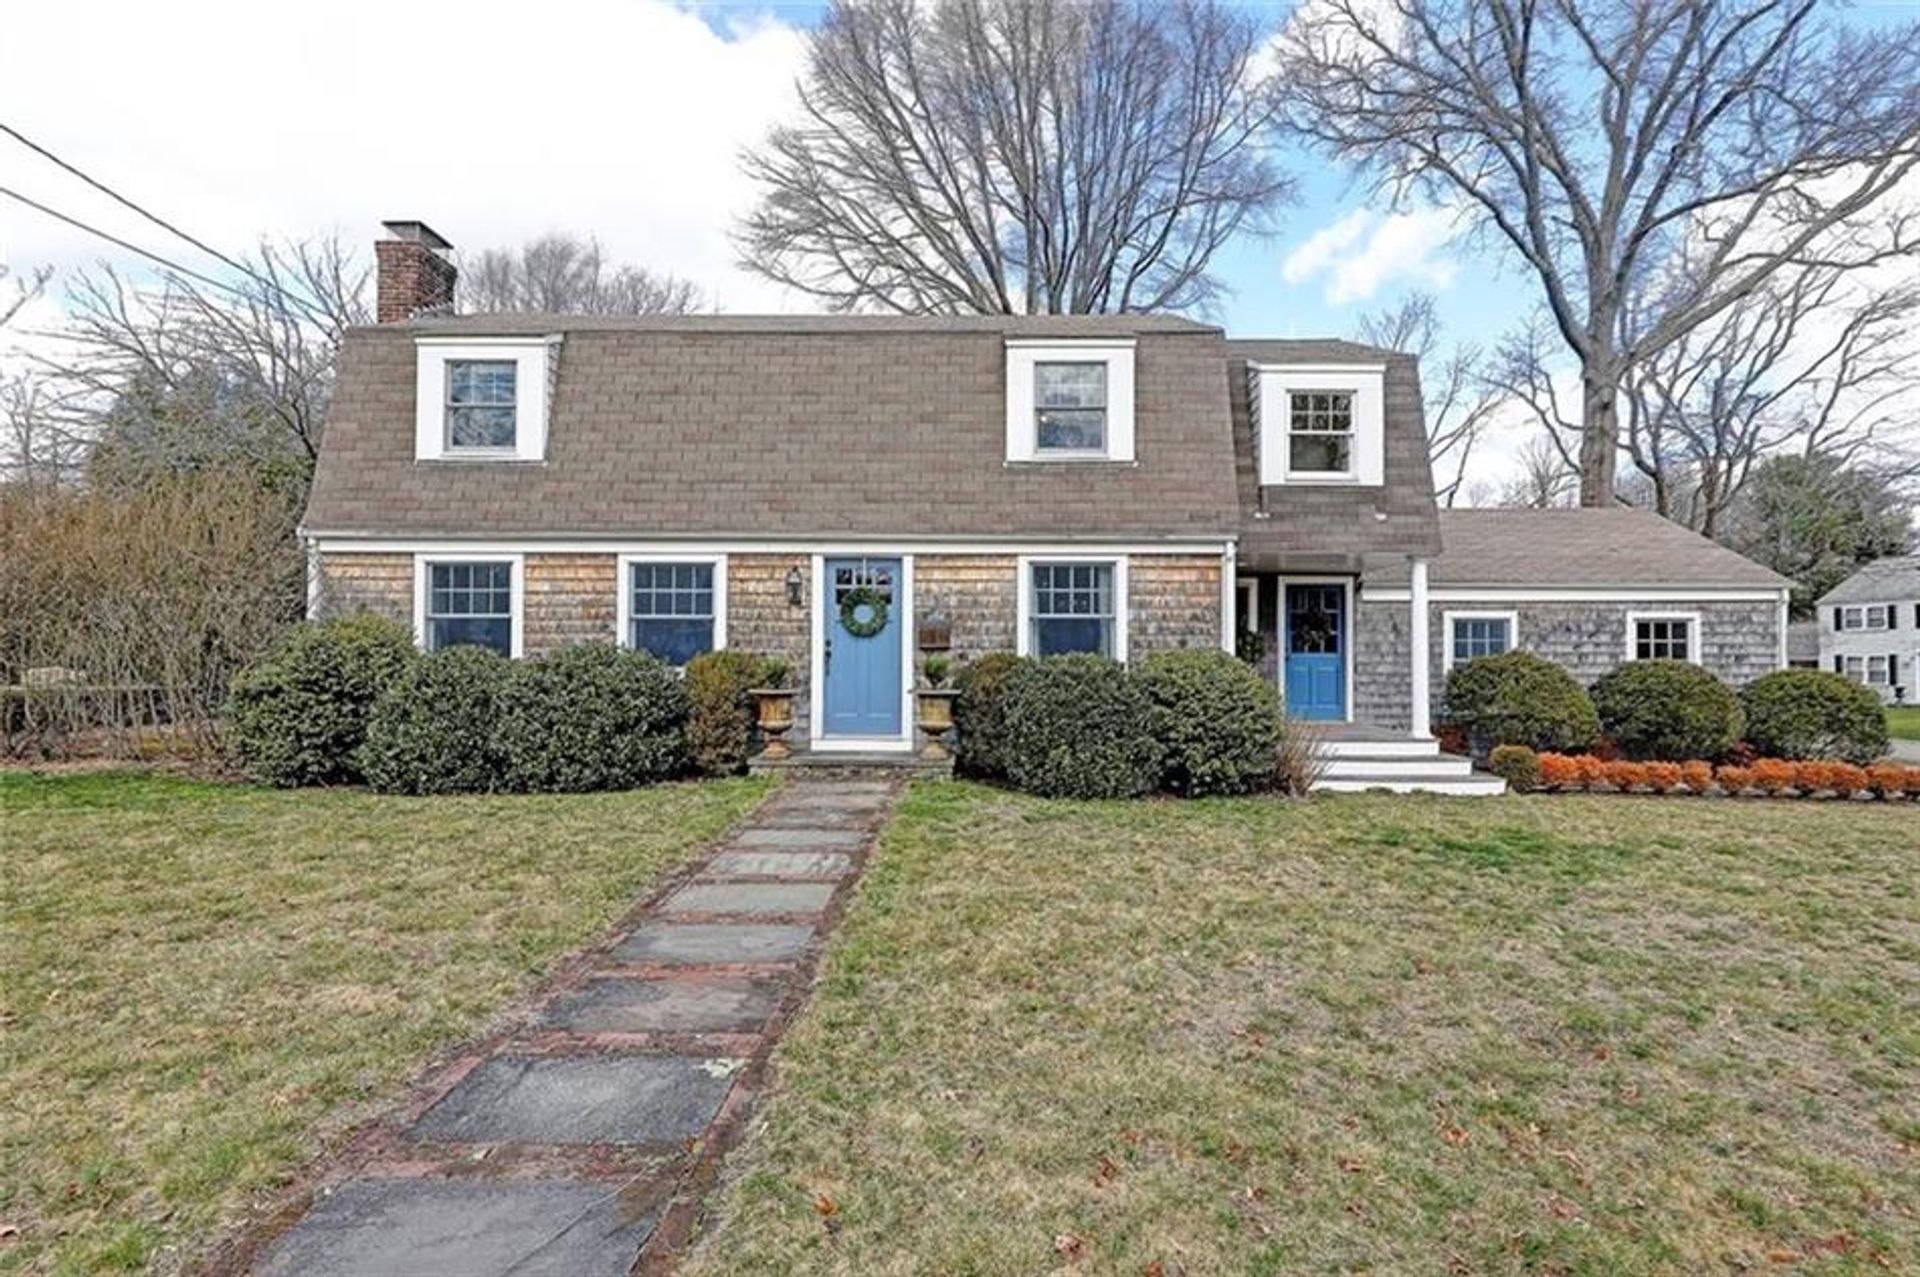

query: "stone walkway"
xmin=217 ymin=779 xmax=897 ymax=1277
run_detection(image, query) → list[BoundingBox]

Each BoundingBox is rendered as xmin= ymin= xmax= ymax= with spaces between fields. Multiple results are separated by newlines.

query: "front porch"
xmin=1308 ymin=722 xmax=1505 ymax=796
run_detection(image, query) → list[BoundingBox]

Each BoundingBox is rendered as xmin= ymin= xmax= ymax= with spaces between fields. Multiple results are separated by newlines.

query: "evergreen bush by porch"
xmin=952 ymin=651 xmax=1025 ymax=779
xmin=684 ymin=650 xmax=767 ymax=776
xmin=1000 ymin=654 xmax=1161 ymax=799
xmin=1740 ymin=669 xmax=1889 ymax=764
xmin=1137 ymin=648 xmax=1281 ymax=796
xmin=360 ymin=646 xmax=511 ymax=794
xmin=223 ymin=614 xmax=416 ymax=787
xmin=494 ymin=644 xmax=689 ymax=792
xmin=1591 ymin=660 xmax=1744 ymax=760
xmin=1443 ymin=650 xmax=1600 ymax=755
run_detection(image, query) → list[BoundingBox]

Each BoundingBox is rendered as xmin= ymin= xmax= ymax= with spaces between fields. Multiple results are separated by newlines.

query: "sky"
xmin=0 ymin=0 xmax=1910 ymax=496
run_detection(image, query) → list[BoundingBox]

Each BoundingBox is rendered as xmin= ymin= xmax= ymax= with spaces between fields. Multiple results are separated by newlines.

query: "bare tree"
xmin=1356 ymin=291 xmax=1500 ymax=505
xmin=1279 ymin=0 xmax=1920 ymax=505
xmin=458 ymin=233 xmax=702 ymax=315
xmin=1497 ymin=433 xmax=1579 ymax=508
xmin=738 ymin=0 xmax=1293 ymax=314
xmin=1 ymin=264 xmax=51 ymax=331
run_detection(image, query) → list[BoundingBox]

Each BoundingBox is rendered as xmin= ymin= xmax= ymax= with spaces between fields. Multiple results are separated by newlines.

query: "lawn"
xmin=0 ymin=770 xmax=767 ymax=1277
xmin=1888 ymin=705 xmax=1920 ymax=741
xmin=689 ymin=785 xmax=1920 ymax=1275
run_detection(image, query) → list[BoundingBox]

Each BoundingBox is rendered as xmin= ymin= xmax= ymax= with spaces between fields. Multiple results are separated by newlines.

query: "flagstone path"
xmin=221 ymin=778 xmax=898 ymax=1277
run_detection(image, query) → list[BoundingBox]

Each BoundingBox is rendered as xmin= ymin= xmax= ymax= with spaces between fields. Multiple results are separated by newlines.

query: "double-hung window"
xmin=1843 ymin=654 xmax=1892 ymax=686
xmin=627 ymin=561 xmax=719 ymax=666
xmin=1631 ymin=614 xmax=1696 ymax=662
xmin=425 ymin=560 xmax=515 ymax=655
xmin=445 ymin=359 xmax=518 ymax=450
xmin=1838 ymin=604 xmax=1892 ymax=631
xmin=1446 ymin=612 xmax=1515 ymax=669
xmin=1288 ymin=391 xmax=1355 ymax=475
xmin=1034 ymin=362 xmax=1107 ymax=453
xmin=1029 ymin=562 xmax=1117 ymax=658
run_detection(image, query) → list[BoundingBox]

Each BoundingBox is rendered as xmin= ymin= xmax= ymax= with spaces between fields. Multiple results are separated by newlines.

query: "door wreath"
xmin=838 ymin=584 xmax=890 ymax=638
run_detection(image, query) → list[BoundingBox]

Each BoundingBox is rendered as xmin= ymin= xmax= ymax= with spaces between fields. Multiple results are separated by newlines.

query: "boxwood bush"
xmin=684 ymin=650 xmax=767 ymax=777
xmin=223 ymin=614 xmax=416 ymax=786
xmin=1444 ymin=650 xmax=1600 ymax=755
xmin=1741 ymin=669 xmax=1889 ymax=764
xmin=1590 ymin=659 xmax=1745 ymax=761
xmin=1000 ymin=654 xmax=1162 ymax=799
xmin=1137 ymin=648 xmax=1280 ymax=796
xmin=494 ymin=644 xmax=690 ymax=792
xmin=952 ymin=651 xmax=1025 ymax=780
xmin=360 ymin=645 xmax=511 ymax=794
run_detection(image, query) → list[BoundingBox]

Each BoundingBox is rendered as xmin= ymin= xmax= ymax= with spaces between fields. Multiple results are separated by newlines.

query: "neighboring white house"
xmin=1816 ymin=555 xmax=1918 ymax=704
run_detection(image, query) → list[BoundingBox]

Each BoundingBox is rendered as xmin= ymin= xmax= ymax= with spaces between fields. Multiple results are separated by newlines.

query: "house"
xmin=1816 ymin=555 xmax=1918 ymax=704
xmin=303 ymin=223 xmax=1792 ymax=791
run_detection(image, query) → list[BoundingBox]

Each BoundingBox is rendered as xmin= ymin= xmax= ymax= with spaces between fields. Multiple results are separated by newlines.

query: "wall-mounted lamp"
xmin=785 ymin=566 xmax=805 ymax=608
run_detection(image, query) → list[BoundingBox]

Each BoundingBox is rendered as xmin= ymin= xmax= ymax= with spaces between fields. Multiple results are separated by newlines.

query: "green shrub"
xmin=359 ymin=646 xmax=511 ymax=794
xmin=1590 ymin=660 xmax=1745 ymax=761
xmin=494 ymin=644 xmax=690 ymax=792
xmin=1137 ymin=648 xmax=1280 ymax=796
xmin=952 ymin=652 xmax=1025 ymax=780
xmin=1741 ymin=670 xmax=1889 ymax=764
xmin=1000 ymin=655 xmax=1162 ymax=799
xmin=1487 ymin=743 xmax=1542 ymax=792
xmin=685 ymin=650 xmax=766 ymax=777
xmin=1444 ymin=650 xmax=1600 ymax=755
xmin=222 ymin=614 xmax=416 ymax=786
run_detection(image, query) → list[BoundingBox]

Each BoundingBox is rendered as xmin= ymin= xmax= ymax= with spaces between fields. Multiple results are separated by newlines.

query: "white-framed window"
xmin=1005 ymin=340 xmax=1135 ymax=463
xmin=1837 ymin=604 xmax=1893 ymax=631
xmin=414 ymin=338 xmax=554 ymax=462
xmin=1018 ymin=556 xmax=1129 ymax=660
xmin=617 ymin=554 xmax=727 ymax=667
xmin=1251 ymin=363 xmax=1385 ymax=486
xmin=1843 ymin=654 xmax=1892 ymax=686
xmin=1443 ymin=610 xmax=1518 ymax=670
xmin=414 ymin=554 xmax=523 ymax=658
xmin=1627 ymin=611 xmax=1700 ymax=663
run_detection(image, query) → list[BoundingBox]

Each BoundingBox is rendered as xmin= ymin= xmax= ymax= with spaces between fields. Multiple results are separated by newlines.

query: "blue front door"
xmin=823 ymin=557 xmax=903 ymax=738
xmin=1284 ymin=582 xmax=1346 ymax=720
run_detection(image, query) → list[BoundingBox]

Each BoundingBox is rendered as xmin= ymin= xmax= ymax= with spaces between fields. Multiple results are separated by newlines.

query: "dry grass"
xmin=1888 ymin=706 xmax=1920 ymax=742
xmin=0 ymin=770 xmax=768 ymax=1276
xmin=689 ymin=785 xmax=1920 ymax=1275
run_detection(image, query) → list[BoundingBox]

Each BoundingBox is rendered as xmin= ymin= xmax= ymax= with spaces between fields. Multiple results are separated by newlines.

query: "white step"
xmin=1319 ymin=756 xmax=1476 ymax=780
xmin=1314 ymin=737 xmax=1443 ymax=759
xmin=1314 ymin=773 xmax=1508 ymax=797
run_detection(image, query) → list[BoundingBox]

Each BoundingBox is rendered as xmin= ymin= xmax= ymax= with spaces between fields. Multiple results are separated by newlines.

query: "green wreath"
xmin=839 ymin=585 xmax=890 ymax=638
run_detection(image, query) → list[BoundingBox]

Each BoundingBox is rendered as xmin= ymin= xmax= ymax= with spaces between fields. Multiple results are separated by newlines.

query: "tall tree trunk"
xmin=1579 ymin=364 xmax=1619 ymax=506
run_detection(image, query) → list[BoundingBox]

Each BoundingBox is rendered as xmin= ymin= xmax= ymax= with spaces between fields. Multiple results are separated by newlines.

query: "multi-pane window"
xmin=1288 ymin=390 xmax=1354 ymax=474
xmin=1633 ymin=616 xmax=1693 ymax=662
xmin=1031 ymin=562 xmax=1115 ymax=657
xmin=1450 ymin=616 xmax=1512 ymax=665
xmin=1838 ymin=605 xmax=1892 ymax=631
xmin=426 ymin=561 xmax=513 ymax=655
xmin=1034 ymin=362 xmax=1107 ymax=452
xmin=629 ymin=562 xmax=715 ymax=666
xmin=446 ymin=359 xmax=518 ymax=449
xmin=1844 ymin=654 xmax=1892 ymax=685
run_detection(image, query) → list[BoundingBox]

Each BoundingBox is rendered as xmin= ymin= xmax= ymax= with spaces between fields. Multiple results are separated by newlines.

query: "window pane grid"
xmin=630 ymin=562 xmax=715 ymax=665
xmin=1451 ymin=618 xmax=1510 ymax=662
xmin=1031 ymin=563 xmax=1115 ymax=657
xmin=446 ymin=359 xmax=517 ymax=449
xmin=1035 ymin=361 xmax=1108 ymax=452
xmin=426 ymin=561 xmax=513 ymax=655
xmin=1288 ymin=390 xmax=1354 ymax=473
xmin=1635 ymin=619 xmax=1691 ymax=661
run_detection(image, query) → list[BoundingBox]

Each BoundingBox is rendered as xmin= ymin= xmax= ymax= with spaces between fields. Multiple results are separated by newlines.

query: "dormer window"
xmin=1250 ymin=362 xmax=1385 ymax=486
xmin=1005 ymin=338 xmax=1135 ymax=463
xmin=414 ymin=337 xmax=556 ymax=462
xmin=1288 ymin=391 xmax=1354 ymax=475
xmin=446 ymin=359 xmax=518 ymax=450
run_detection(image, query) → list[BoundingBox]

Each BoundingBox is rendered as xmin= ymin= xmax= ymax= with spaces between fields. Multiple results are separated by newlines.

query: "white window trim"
xmin=415 ymin=337 xmax=555 ymax=462
xmin=1017 ymin=554 xmax=1130 ymax=662
xmin=616 ymin=552 xmax=728 ymax=661
xmin=1866 ymin=654 xmax=1892 ymax=685
xmin=413 ymin=553 xmax=525 ymax=659
xmin=1838 ymin=604 xmax=1892 ymax=632
xmin=1626 ymin=610 xmax=1702 ymax=664
xmin=1005 ymin=339 xmax=1136 ymax=463
xmin=1250 ymin=363 xmax=1385 ymax=487
xmin=1442 ymin=609 xmax=1520 ymax=672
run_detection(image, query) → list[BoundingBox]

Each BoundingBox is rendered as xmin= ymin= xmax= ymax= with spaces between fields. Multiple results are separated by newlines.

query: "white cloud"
xmin=0 ymin=0 xmax=809 ymax=316
xmin=1280 ymin=204 xmax=1463 ymax=304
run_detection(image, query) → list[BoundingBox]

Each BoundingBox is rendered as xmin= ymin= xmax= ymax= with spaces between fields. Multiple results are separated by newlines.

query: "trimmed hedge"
xmin=1000 ymin=655 xmax=1162 ymax=799
xmin=1444 ymin=650 xmax=1600 ymax=755
xmin=1137 ymin=648 xmax=1280 ymax=796
xmin=494 ymin=644 xmax=689 ymax=792
xmin=1590 ymin=660 xmax=1744 ymax=761
xmin=1741 ymin=669 xmax=1889 ymax=764
xmin=1488 ymin=743 xmax=1541 ymax=792
xmin=360 ymin=645 xmax=511 ymax=794
xmin=223 ymin=614 xmax=416 ymax=786
xmin=953 ymin=651 xmax=1025 ymax=780
xmin=685 ymin=650 xmax=766 ymax=777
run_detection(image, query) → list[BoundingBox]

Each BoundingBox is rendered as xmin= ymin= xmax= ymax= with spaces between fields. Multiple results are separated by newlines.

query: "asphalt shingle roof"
xmin=1816 ymin=555 xmax=1920 ymax=605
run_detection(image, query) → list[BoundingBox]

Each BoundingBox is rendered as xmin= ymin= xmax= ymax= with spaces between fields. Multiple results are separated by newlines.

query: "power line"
xmin=0 ymin=183 xmax=258 ymax=302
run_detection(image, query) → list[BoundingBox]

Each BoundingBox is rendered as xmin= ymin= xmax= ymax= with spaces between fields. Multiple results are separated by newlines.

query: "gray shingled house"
xmin=1816 ymin=556 xmax=1918 ymax=704
xmin=303 ymin=224 xmax=1792 ymax=793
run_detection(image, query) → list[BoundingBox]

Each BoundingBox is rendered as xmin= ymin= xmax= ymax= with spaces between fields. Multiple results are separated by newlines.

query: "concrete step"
xmin=1314 ymin=737 xmax=1444 ymax=759
xmin=1319 ymin=753 xmax=1475 ymax=779
xmin=1315 ymin=772 xmax=1507 ymax=797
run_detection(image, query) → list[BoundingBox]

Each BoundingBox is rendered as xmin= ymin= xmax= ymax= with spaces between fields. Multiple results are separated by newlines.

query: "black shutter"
xmin=1834 ymin=608 xmax=1844 ymax=632
xmin=1891 ymin=654 xmax=1900 ymax=687
xmin=1889 ymin=607 xmax=1899 ymax=630
xmin=1834 ymin=655 xmax=1843 ymax=673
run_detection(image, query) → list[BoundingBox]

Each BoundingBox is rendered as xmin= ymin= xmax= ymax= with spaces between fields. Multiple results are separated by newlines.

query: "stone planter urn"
xmin=751 ymin=686 xmax=797 ymax=760
xmin=914 ymin=687 xmax=958 ymax=759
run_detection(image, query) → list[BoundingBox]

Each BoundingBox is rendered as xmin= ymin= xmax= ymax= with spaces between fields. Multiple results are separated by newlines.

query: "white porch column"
xmin=1408 ymin=556 xmax=1432 ymax=739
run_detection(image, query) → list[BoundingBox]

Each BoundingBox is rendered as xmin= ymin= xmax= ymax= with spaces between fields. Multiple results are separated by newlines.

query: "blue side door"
xmin=1284 ymin=582 xmax=1346 ymax=720
xmin=822 ymin=557 xmax=904 ymax=738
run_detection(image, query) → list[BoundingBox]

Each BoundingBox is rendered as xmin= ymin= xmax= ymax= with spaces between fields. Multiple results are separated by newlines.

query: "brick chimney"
xmin=374 ymin=220 xmax=457 ymax=322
